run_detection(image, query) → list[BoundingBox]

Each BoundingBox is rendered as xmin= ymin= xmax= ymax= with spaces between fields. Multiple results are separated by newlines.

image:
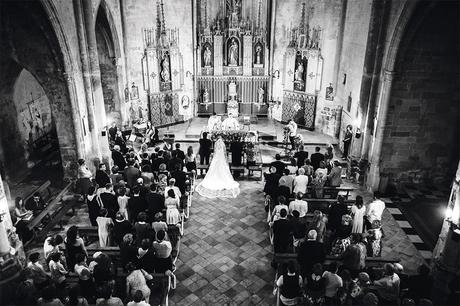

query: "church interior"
xmin=0 ymin=0 xmax=459 ymax=305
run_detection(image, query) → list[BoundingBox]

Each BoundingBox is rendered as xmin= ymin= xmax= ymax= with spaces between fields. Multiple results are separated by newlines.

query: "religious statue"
xmin=228 ymin=81 xmax=237 ymax=99
xmin=230 ymin=1 xmax=240 ymax=28
xmin=295 ymin=62 xmax=304 ymax=81
xmin=255 ymin=45 xmax=262 ymax=65
xmin=203 ymin=88 xmax=209 ymax=104
xmin=160 ymin=55 xmax=170 ymax=82
xmin=228 ymin=39 xmax=238 ymax=66
xmin=203 ymin=45 xmax=212 ymax=67
xmin=258 ymin=87 xmax=264 ymax=104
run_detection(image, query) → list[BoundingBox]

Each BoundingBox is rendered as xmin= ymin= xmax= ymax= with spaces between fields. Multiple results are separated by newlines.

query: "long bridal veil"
xmin=195 ymin=138 xmax=240 ymax=198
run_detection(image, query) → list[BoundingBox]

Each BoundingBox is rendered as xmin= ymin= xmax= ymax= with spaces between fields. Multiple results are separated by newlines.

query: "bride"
xmin=195 ymin=136 xmax=240 ymax=198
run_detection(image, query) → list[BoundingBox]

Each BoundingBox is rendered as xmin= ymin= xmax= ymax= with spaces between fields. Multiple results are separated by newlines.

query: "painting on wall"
xmin=325 ymin=83 xmax=334 ymax=101
xmin=293 ymin=53 xmax=307 ymax=92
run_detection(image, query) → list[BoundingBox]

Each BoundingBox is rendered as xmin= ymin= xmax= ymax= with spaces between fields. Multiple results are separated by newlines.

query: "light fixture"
xmin=186 ymin=71 xmax=194 ymax=79
xmin=271 ymin=69 xmax=280 ymax=79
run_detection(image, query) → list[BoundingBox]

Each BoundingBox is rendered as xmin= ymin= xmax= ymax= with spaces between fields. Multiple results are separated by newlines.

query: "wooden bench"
xmin=305 ymin=186 xmax=355 ymax=199
xmin=26 ymin=183 xmax=75 ymax=239
xmin=247 ymin=163 xmax=263 ymax=180
xmin=23 ymin=180 xmax=52 ymax=204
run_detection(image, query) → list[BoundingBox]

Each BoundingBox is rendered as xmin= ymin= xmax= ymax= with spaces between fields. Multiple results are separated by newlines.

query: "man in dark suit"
xmin=199 ymin=132 xmax=212 ymax=174
xmin=230 ymin=140 xmax=244 ymax=177
xmin=270 ymin=154 xmax=286 ymax=175
xmin=171 ymin=164 xmax=187 ymax=195
xmin=310 ymin=146 xmax=325 ymax=170
xmin=167 ymin=151 xmax=183 ymax=172
xmin=95 ymin=163 xmax=111 ymax=188
xmin=152 ymin=151 xmax=166 ymax=172
xmin=263 ymin=166 xmax=281 ymax=206
xmin=297 ymin=229 xmax=325 ymax=277
xmin=272 ymin=209 xmax=292 ymax=253
xmin=294 ymin=145 xmax=309 ymax=168
xmin=124 ymin=160 xmax=140 ymax=188
xmin=128 ymin=186 xmax=147 ymax=222
xmin=145 ymin=184 xmax=165 ymax=222
xmin=25 ymin=193 xmax=46 ymax=214
xmin=112 ymin=145 xmax=126 ymax=170
xmin=172 ymin=143 xmax=185 ymax=163
xmin=99 ymin=183 xmax=118 ymax=219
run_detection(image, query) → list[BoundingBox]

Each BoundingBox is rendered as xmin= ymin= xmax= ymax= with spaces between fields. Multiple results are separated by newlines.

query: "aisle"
xmin=170 ymin=179 xmax=275 ymax=305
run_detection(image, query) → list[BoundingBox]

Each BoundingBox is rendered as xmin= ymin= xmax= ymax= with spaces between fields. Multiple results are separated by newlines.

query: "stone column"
xmin=366 ymin=69 xmax=394 ymax=191
xmin=267 ymin=0 xmax=276 ymax=101
xmin=82 ymin=0 xmax=110 ymax=162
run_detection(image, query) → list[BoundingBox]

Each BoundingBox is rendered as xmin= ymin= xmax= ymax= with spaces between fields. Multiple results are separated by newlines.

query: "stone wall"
xmin=380 ymin=2 xmax=459 ymax=185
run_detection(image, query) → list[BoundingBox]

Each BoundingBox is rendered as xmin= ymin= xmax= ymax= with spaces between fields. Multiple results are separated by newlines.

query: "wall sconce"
xmin=186 ymin=71 xmax=194 ymax=80
xmin=271 ymin=69 xmax=280 ymax=79
xmin=355 ymin=128 xmax=362 ymax=139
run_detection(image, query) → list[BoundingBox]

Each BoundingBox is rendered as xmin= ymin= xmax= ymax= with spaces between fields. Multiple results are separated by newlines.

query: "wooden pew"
xmin=23 ymin=180 xmax=52 ymax=204
xmin=305 ymin=186 xmax=355 ymax=199
xmin=26 ymin=182 xmax=75 ymax=240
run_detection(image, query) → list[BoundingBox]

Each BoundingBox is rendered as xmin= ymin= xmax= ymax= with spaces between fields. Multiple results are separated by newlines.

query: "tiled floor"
xmin=170 ymin=178 xmax=275 ymax=305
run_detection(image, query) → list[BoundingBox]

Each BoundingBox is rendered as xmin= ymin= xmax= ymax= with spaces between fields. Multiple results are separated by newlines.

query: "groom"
xmin=230 ymin=140 xmax=244 ymax=178
xmin=199 ymin=132 xmax=212 ymax=175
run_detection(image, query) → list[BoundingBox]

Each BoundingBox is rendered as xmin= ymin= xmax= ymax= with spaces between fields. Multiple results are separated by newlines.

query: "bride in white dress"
xmin=195 ymin=137 xmax=240 ymax=198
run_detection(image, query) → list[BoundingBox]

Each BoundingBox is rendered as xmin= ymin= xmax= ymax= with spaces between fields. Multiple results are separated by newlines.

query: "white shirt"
xmin=289 ymin=199 xmax=309 ymax=218
xmin=367 ymin=199 xmax=386 ymax=224
xmin=293 ymin=175 xmax=309 ymax=194
xmin=289 ymin=122 xmax=297 ymax=136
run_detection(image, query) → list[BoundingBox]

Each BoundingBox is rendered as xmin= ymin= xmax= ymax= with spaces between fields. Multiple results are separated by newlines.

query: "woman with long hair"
xmin=185 ymin=145 xmax=197 ymax=172
xmin=13 ymin=197 xmax=33 ymax=242
xmin=65 ymin=226 xmax=87 ymax=272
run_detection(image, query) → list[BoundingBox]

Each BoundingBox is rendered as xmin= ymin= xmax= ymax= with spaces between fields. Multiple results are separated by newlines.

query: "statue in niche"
xmin=230 ymin=0 xmax=240 ymax=28
xmin=255 ymin=45 xmax=263 ymax=65
xmin=295 ymin=62 xmax=304 ymax=82
xmin=160 ymin=54 xmax=171 ymax=82
xmin=203 ymin=45 xmax=212 ymax=67
xmin=203 ymin=88 xmax=209 ymax=104
xmin=258 ymin=87 xmax=264 ymax=104
xmin=228 ymin=38 xmax=238 ymax=66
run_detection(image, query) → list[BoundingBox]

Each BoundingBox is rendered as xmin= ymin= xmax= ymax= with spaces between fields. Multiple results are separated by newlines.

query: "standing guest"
xmin=263 ymin=166 xmax=281 ymax=204
xmin=111 ymin=145 xmax=126 ymax=171
xmin=310 ymin=211 xmax=327 ymax=243
xmin=198 ymin=132 xmax=212 ymax=173
xmin=140 ymin=153 xmax=151 ymax=168
xmin=152 ymin=230 xmax=173 ymax=273
xmin=172 ymin=143 xmax=185 ymax=163
xmin=162 ymin=139 xmax=172 ymax=152
xmin=327 ymin=160 xmax=343 ymax=188
xmin=342 ymin=125 xmax=353 ymax=159
xmin=276 ymin=261 xmax=302 ymax=305
xmin=95 ymin=283 xmax=123 ymax=306
xmin=289 ymin=210 xmax=307 ymax=248
xmin=167 ymin=151 xmax=182 ymax=172
xmin=293 ymin=168 xmax=309 ymax=194
xmin=305 ymin=263 xmax=326 ymax=305
xmin=117 ymin=187 xmax=130 ymax=221
xmin=146 ymin=184 xmax=165 ymax=222
xmin=324 ymin=146 xmax=334 ymax=163
xmin=25 ymin=192 xmax=46 ymax=214
xmin=108 ymin=122 xmax=118 ymax=141
xmin=151 ymin=150 xmax=165 ymax=172
xmin=120 ymin=234 xmax=137 ymax=271
xmin=65 ymin=226 xmax=87 ymax=272
xmin=365 ymin=193 xmax=386 ymax=230
xmin=311 ymin=171 xmax=327 ymax=199
xmin=297 ymin=230 xmax=325 ymax=277
xmin=272 ymin=208 xmax=292 ymax=253
xmin=171 ymin=165 xmax=187 ymax=195
xmin=86 ymin=186 xmax=101 ymax=226
xmin=109 ymin=166 xmax=122 ymax=185
xmin=330 ymin=215 xmax=353 ymax=257
xmin=134 ymin=212 xmax=153 ymax=246
xmin=271 ymin=196 xmax=289 ymax=223
xmin=365 ymin=220 xmax=384 ymax=257
xmin=407 ymin=264 xmax=433 ymax=303
xmin=25 ymin=252 xmax=50 ymax=289
xmin=315 ymin=161 xmax=328 ymax=179
xmin=302 ymin=159 xmax=315 ymax=178
xmin=124 ymin=160 xmax=141 ymax=188
xmin=95 ymin=164 xmax=111 ymax=188
xmin=99 ymin=184 xmax=117 ymax=219
xmin=127 ymin=290 xmax=150 ymax=306
xmin=128 ymin=186 xmax=147 ymax=222
xmin=144 ymin=121 xmax=156 ymax=146
xmin=328 ymin=196 xmax=349 ymax=232
xmin=37 ymin=285 xmax=64 ymax=306
xmin=165 ymin=189 xmax=181 ymax=225
xmin=125 ymin=263 xmax=151 ymax=302
xmin=289 ymin=192 xmax=308 ymax=219
xmin=373 ymin=263 xmax=400 ymax=305
xmin=322 ymin=262 xmax=343 ymax=305
xmin=270 ymin=154 xmax=286 ymax=176
xmin=77 ymin=159 xmax=93 ymax=199
xmin=185 ymin=146 xmax=197 ymax=172
xmin=294 ymin=145 xmax=309 ymax=168
xmin=140 ymin=165 xmax=154 ymax=187
xmin=287 ymin=119 xmax=298 ymax=150
xmin=48 ymin=252 xmax=68 ymax=291
xmin=113 ymin=212 xmax=133 ymax=246
xmin=230 ymin=140 xmax=244 ymax=177
xmin=114 ymin=131 xmax=127 ymax=153
xmin=310 ymin=147 xmax=325 ymax=171
xmin=279 ymin=169 xmax=294 ymax=195
xmin=96 ymin=208 xmax=113 ymax=247
xmin=342 ymin=234 xmax=367 ymax=278
xmin=136 ymin=239 xmax=156 ymax=273
xmin=165 ymin=178 xmax=182 ymax=199
xmin=66 ymin=284 xmax=89 ymax=306
xmin=151 ymin=213 xmax=168 ymax=240
xmin=74 ymin=254 xmax=95 ymax=302
xmin=351 ymin=196 xmax=366 ymax=233
xmin=286 ymin=158 xmax=298 ymax=175
xmin=13 ymin=196 xmax=34 ymax=243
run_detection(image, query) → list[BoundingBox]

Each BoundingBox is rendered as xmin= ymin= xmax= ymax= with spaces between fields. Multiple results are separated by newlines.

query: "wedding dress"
xmin=195 ymin=138 xmax=240 ymax=198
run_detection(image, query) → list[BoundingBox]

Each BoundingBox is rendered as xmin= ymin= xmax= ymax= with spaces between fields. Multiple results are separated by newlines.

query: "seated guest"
xmin=407 ymin=264 xmax=433 ymax=303
xmin=327 ymin=160 xmax=343 ymax=188
xmin=37 ymin=285 xmax=64 ymax=306
xmin=279 ymin=169 xmax=294 ymax=196
xmin=270 ymin=154 xmax=286 ymax=175
xmin=124 ymin=160 xmax=141 ymax=188
xmin=146 ymin=184 xmax=165 ymax=222
xmin=43 ymin=234 xmax=64 ymax=261
xmin=294 ymin=145 xmax=309 ymax=168
xmin=322 ymin=262 xmax=343 ymax=305
xmin=99 ymin=184 xmax=117 ymax=219
xmin=293 ymin=168 xmax=309 ymax=194
xmin=96 ymin=208 xmax=114 ymax=247
xmin=25 ymin=252 xmax=50 ymax=290
xmin=25 ymin=192 xmax=46 ymax=214
xmin=134 ymin=212 xmax=153 ymax=246
xmin=95 ymin=163 xmax=111 ymax=188
xmin=276 ymin=261 xmax=303 ymax=305
xmin=48 ymin=252 xmax=68 ymax=291
xmin=66 ymin=284 xmax=90 ymax=306
xmin=342 ymin=233 xmax=367 ymax=278
xmin=310 ymin=146 xmax=325 ymax=170
xmin=297 ymin=230 xmax=325 ymax=277
xmin=137 ymin=239 xmax=156 ymax=273
xmin=14 ymin=197 xmax=34 ymax=243
xmin=328 ymin=196 xmax=348 ymax=232
xmin=289 ymin=210 xmax=307 ymax=248
xmin=113 ymin=212 xmax=133 ymax=246
xmin=373 ymin=263 xmax=400 ymax=305
xmin=171 ymin=164 xmax=187 ymax=195
xmin=120 ymin=234 xmax=138 ymax=271
xmin=125 ymin=263 xmax=151 ymax=303
xmin=272 ymin=208 xmax=292 ymax=253
xmin=111 ymin=145 xmax=126 ymax=170
xmin=289 ymin=192 xmax=308 ymax=219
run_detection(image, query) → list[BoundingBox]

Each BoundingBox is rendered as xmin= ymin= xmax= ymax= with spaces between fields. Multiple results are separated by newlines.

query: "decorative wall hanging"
xmin=326 ymin=83 xmax=334 ymax=101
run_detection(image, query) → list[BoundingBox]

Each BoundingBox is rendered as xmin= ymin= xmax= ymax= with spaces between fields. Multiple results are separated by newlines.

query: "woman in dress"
xmin=185 ymin=146 xmax=197 ymax=172
xmin=96 ymin=208 xmax=114 ymax=247
xmin=165 ymin=189 xmax=181 ymax=225
xmin=78 ymin=159 xmax=93 ymax=200
xmin=117 ymin=187 xmax=130 ymax=221
xmin=195 ymin=137 xmax=240 ymax=198
xmin=74 ymin=254 xmax=95 ymax=302
xmin=87 ymin=186 xmax=100 ymax=226
xmin=65 ymin=226 xmax=88 ymax=272
xmin=14 ymin=196 xmax=34 ymax=242
xmin=351 ymin=196 xmax=366 ymax=233
xmin=125 ymin=262 xmax=151 ymax=303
